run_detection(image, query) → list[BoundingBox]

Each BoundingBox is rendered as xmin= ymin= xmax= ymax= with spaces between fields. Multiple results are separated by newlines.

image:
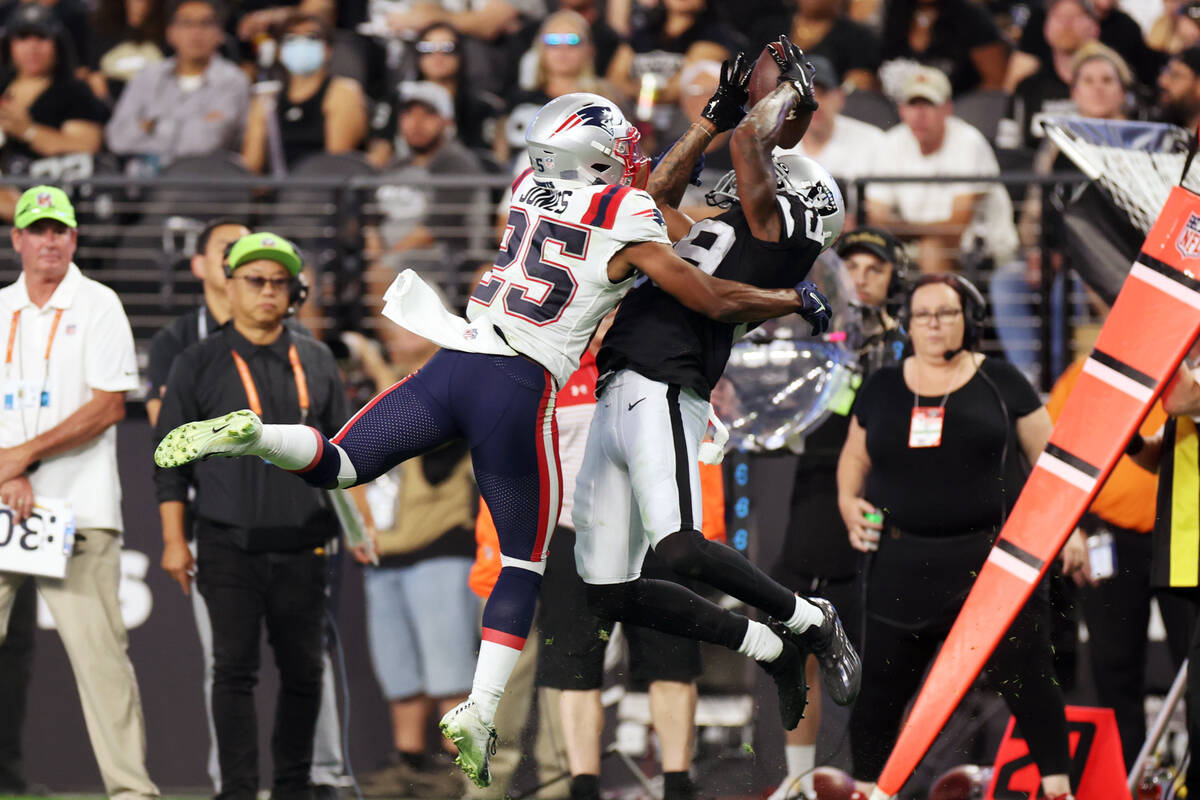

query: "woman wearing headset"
xmin=836 ymin=273 xmax=1077 ymax=799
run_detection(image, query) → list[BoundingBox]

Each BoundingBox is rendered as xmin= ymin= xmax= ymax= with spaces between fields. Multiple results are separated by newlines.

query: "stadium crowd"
xmin=0 ymin=0 xmax=1198 ymax=798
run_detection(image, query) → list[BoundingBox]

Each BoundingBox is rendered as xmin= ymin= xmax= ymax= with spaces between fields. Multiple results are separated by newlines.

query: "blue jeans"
xmin=364 ymin=556 xmax=479 ymax=700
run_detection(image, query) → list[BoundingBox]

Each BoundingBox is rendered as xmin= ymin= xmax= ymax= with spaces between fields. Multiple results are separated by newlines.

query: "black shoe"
xmin=786 ymin=597 xmax=861 ymax=706
xmin=757 ymin=637 xmax=808 ymax=730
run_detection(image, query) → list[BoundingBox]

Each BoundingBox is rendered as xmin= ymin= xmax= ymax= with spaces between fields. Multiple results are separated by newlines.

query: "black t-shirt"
xmin=1018 ymin=6 xmax=1164 ymax=88
xmin=0 ymin=73 xmax=107 ymax=166
xmin=749 ymin=15 xmax=882 ymax=79
xmin=881 ymin=0 xmax=1002 ymax=96
xmin=1006 ymin=66 xmax=1072 ymax=149
xmin=598 ymin=196 xmax=822 ymax=399
xmin=853 ymin=357 xmax=1041 ymax=536
xmin=628 ymin=10 xmax=741 ymax=82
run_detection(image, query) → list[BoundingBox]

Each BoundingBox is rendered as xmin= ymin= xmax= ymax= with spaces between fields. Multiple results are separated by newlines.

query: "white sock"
xmin=256 ymin=424 xmax=321 ymax=469
xmin=737 ymin=619 xmax=783 ymax=662
xmin=785 ymin=596 xmax=824 ymax=634
xmin=785 ymin=744 xmax=815 ymax=778
xmin=469 ymin=639 xmax=523 ymax=724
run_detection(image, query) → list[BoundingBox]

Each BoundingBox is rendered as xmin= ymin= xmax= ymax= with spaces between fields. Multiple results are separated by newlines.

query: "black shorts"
xmin=535 ymin=527 xmax=702 ymax=691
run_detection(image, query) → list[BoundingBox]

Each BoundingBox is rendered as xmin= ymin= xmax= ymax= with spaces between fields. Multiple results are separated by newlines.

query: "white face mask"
xmin=279 ymin=36 xmax=325 ymax=76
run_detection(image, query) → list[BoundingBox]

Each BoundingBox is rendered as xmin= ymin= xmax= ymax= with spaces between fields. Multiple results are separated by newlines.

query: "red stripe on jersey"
xmin=530 ymin=371 xmax=558 ymax=562
xmin=597 ymin=185 xmax=632 ymax=229
xmin=482 ymin=627 xmax=527 ymax=650
xmin=332 ymin=374 xmax=414 ymax=444
xmin=511 ymin=166 xmax=533 ymax=194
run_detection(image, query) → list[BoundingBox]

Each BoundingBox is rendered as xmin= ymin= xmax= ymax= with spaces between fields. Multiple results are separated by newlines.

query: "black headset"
xmin=898 ymin=272 xmax=987 ymax=350
xmin=222 ymin=240 xmax=310 ymax=316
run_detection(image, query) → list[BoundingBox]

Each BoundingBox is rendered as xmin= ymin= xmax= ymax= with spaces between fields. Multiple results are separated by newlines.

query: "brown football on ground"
xmin=811 ymin=767 xmax=863 ymax=800
xmin=748 ymin=43 xmax=804 ymax=147
xmin=927 ymin=764 xmax=993 ymax=800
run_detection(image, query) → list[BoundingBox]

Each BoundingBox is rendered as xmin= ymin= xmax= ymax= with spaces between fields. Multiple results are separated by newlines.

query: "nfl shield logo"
xmin=35 ymin=192 xmax=52 ymax=208
xmin=1177 ymin=213 xmax=1200 ymax=260
xmin=463 ymin=328 xmax=477 ymax=341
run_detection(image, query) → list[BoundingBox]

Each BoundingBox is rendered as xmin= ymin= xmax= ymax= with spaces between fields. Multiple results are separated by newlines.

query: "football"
xmin=811 ymin=767 xmax=866 ymax=800
xmin=748 ymin=43 xmax=805 ymax=147
xmin=928 ymin=764 xmax=993 ymax=800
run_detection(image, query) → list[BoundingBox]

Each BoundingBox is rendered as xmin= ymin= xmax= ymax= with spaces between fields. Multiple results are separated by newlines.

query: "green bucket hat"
xmin=14 ymin=186 xmax=76 ymax=230
xmin=227 ymin=232 xmax=303 ymax=276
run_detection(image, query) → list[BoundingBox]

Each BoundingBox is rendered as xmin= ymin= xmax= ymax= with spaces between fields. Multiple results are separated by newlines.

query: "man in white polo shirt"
xmin=0 ymin=185 xmax=157 ymax=799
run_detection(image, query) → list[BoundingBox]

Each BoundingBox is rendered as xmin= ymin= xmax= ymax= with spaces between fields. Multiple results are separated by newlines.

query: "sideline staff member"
xmin=0 ymin=185 xmax=157 ymax=799
xmin=154 ymin=232 xmax=348 ymax=800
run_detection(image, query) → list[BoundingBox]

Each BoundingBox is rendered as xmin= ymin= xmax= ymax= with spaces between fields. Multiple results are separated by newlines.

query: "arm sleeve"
xmin=85 ymin=290 xmax=140 ymax=392
xmin=104 ymin=69 xmax=154 ymax=154
xmin=610 ymin=189 xmax=673 ymax=246
xmin=983 ymin=357 xmax=1042 ymax=419
xmin=153 ymin=352 xmax=200 ymax=504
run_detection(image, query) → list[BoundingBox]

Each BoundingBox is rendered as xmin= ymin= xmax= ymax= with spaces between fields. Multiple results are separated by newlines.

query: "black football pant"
xmin=1078 ymin=525 xmax=1194 ymax=770
xmin=0 ymin=579 xmax=34 ymax=792
xmin=196 ymin=530 xmax=326 ymax=800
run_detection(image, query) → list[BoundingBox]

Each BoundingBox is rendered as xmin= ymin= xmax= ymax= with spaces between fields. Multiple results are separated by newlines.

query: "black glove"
xmin=770 ymin=35 xmax=818 ymax=112
xmin=795 ymin=280 xmax=831 ymax=335
xmin=700 ymin=52 xmax=753 ymax=132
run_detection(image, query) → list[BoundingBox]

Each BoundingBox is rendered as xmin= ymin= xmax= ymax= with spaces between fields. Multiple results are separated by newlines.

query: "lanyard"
xmin=5 ymin=307 xmax=65 ymax=441
xmin=230 ymin=343 xmax=310 ymax=424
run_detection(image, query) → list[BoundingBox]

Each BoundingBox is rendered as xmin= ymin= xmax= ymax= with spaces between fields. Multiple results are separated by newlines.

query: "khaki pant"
xmin=0 ymin=528 xmax=158 ymax=799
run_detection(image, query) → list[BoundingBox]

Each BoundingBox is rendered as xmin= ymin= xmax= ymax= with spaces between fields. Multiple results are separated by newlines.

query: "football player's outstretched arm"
xmin=731 ymin=35 xmax=818 ymax=243
xmin=610 ymin=240 xmax=802 ymax=323
xmin=647 ymin=53 xmax=753 ymax=213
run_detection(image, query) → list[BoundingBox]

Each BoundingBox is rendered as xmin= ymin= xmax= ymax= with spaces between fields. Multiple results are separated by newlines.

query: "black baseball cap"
xmin=808 ymin=55 xmax=840 ymax=90
xmin=7 ymin=3 xmax=62 ymax=38
xmin=836 ymin=226 xmax=904 ymax=264
xmin=1176 ymin=44 xmax=1200 ymax=75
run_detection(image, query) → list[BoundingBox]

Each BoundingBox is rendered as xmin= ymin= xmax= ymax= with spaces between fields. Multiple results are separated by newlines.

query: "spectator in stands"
xmin=106 ymin=0 xmax=249 ymax=169
xmin=496 ymin=10 xmax=624 ymax=168
xmin=777 ymin=56 xmax=884 ymax=211
xmin=866 ymin=65 xmax=1016 ymax=273
xmin=837 ymin=274 xmax=1074 ymax=800
xmin=403 ymin=22 xmax=504 ymax=155
xmin=233 ymin=0 xmax=334 ymax=45
xmin=345 ymin=328 xmax=473 ymax=800
xmin=370 ymin=81 xmax=490 ymax=305
xmin=605 ymin=0 xmax=734 ymax=117
xmin=1010 ymin=0 xmax=1162 ymax=91
xmin=998 ymin=0 xmax=1099 ymax=151
xmin=154 ymin=232 xmax=354 ymax=800
xmin=241 ymin=13 xmax=367 ymax=174
xmin=0 ymin=185 xmax=157 ymax=800
xmin=0 ymin=3 xmax=107 ymax=174
xmin=749 ymin=0 xmax=881 ymax=91
xmin=994 ymin=43 xmax=1132 ymax=381
xmin=551 ymin=0 xmax=622 ymax=77
xmin=83 ymin=0 xmax=167 ymax=103
xmin=384 ymin=0 xmax=547 ymax=97
xmin=0 ymin=0 xmax=90 ymax=76
xmin=1157 ymin=44 xmax=1200 ymax=127
xmin=1047 ymin=352 xmax=1193 ymax=770
xmin=1147 ymin=0 xmax=1200 ymax=55
xmin=879 ymin=0 xmax=1008 ymax=97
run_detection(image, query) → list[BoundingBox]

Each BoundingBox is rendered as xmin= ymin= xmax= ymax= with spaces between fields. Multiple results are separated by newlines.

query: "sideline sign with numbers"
xmin=0 ymin=497 xmax=74 ymax=578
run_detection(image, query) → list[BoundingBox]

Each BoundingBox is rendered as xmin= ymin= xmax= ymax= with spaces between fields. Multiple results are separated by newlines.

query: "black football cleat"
xmin=784 ymin=597 xmax=861 ymax=706
xmin=758 ymin=636 xmax=808 ymax=730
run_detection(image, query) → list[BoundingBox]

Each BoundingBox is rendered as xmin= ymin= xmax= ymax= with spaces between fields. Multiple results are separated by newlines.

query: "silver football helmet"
xmin=524 ymin=93 xmax=650 ymax=188
xmin=706 ymin=154 xmax=845 ymax=252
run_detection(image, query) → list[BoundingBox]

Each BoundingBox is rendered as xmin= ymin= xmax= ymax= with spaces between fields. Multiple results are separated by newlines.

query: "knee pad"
xmin=653 ymin=529 xmax=709 ymax=579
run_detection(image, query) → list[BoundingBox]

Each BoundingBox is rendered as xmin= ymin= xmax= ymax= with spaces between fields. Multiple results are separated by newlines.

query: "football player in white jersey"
xmin=154 ymin=75 xmax=830 ymax=788
xmin=571 ymin=36 xmax=861 ymax=736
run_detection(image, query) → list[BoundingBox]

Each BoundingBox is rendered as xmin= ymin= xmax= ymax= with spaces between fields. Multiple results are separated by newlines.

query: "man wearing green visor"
xmin=0 ymin=185 xmax=157 ymax=798
xmin=154 ymin=232 xmax=350 ymax=800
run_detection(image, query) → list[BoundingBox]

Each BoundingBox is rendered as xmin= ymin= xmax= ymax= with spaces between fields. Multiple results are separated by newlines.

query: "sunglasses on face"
xmin=234 ymin=275 xmax=292 ymax=292
xmin=416 ymin=40 xmax=457 ymax=54
xmin=542 ymin=32 xmax=582 ymax=46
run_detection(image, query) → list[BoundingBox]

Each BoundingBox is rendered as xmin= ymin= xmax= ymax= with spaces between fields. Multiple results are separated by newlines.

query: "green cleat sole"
xmin=154 ymin=410 xmax=261 ymax=468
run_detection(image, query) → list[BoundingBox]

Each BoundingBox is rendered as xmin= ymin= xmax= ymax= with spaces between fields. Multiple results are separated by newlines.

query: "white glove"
xmin=698 ymin=412 xmax=730 ymax=465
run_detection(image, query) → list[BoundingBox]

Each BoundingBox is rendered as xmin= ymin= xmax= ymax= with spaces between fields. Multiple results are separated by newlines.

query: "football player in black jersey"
xmin=571 ymin=36 xmax=861 ymax=733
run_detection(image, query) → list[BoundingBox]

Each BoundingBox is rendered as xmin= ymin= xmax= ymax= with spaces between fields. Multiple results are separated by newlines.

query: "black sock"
xmin=663 ymin=771 xmax=694 ymax=800
xmin=570 ymin=773 xmax=600 ymax=800
xmin=398 ymin=750 xmax=426 ymax=769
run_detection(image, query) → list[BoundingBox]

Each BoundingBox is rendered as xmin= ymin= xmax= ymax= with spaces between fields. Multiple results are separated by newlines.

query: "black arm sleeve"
xmin=153 ymin=351 xmax=200 ymax=504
